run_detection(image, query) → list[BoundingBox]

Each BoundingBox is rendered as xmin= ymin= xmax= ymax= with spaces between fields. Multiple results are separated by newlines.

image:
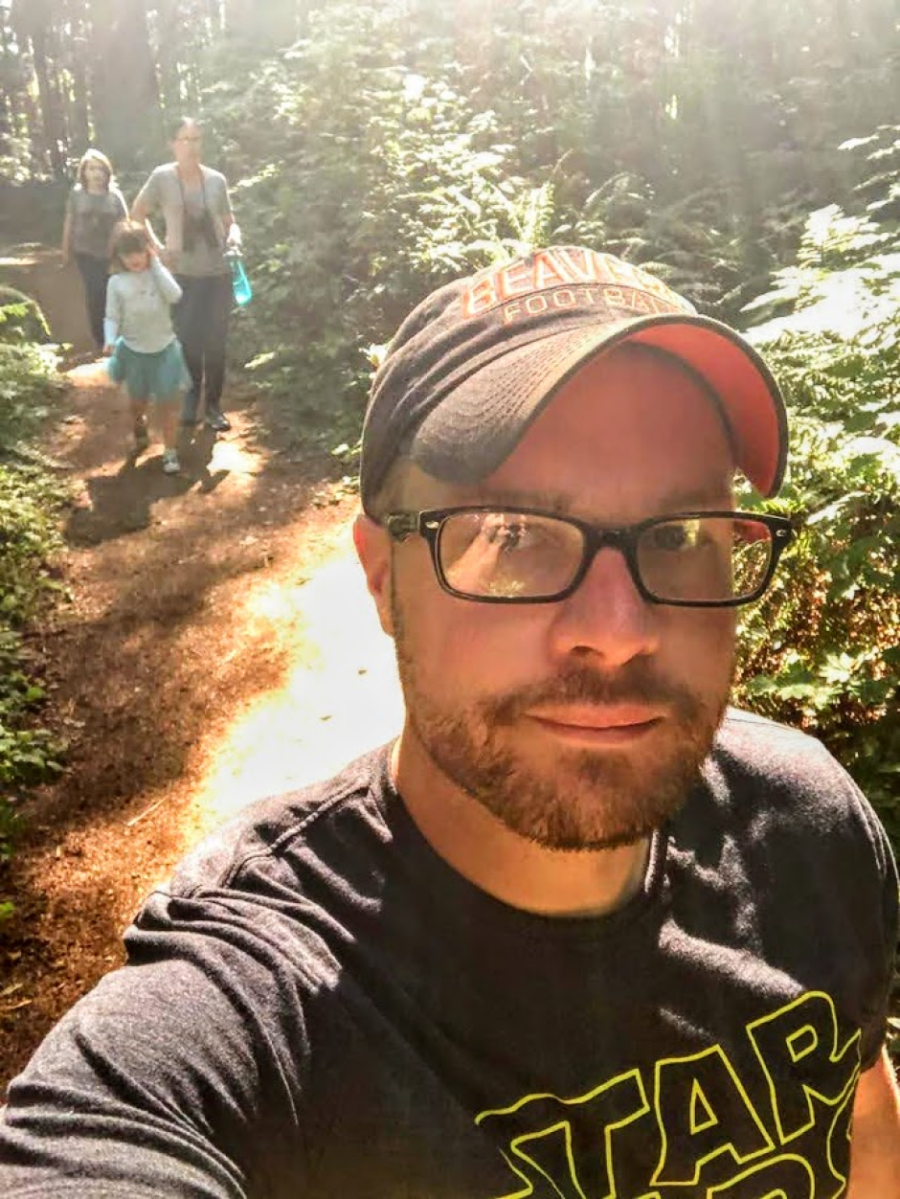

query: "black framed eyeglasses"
xmin=383 ymin=507 xmax=795 ymax=607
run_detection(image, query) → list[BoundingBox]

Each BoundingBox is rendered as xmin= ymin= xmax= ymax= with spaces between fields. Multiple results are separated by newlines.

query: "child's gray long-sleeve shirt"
xmin=104 ymin=257 xmax=182 ymax=352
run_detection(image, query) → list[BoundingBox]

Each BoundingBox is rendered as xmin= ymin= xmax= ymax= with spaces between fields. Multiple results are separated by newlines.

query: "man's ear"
xmin=353 ymin=513 xmax=395 ymax=637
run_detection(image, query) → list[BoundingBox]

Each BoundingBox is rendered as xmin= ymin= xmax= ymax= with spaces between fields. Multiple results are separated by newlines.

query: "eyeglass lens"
xmin=437 ymin=511 xmax=776 ymax=602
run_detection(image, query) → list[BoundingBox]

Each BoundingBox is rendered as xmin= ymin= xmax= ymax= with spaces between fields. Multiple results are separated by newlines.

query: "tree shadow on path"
xmin=65 ymin=427 xmax=228 ymax=546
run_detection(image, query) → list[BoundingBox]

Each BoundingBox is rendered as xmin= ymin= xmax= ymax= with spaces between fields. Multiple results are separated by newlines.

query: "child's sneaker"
xmin=162 ymin=449 xmax=180 ymax=475
xmin=133 ymin=419 xmax=150 ymax=453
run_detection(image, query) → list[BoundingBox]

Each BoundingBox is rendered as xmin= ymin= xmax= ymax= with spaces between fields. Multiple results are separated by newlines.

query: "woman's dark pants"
xmin=74 ymin=253 xmax=109 ymax=349
xmin=173 ymin=274 xmax=232 ymax=421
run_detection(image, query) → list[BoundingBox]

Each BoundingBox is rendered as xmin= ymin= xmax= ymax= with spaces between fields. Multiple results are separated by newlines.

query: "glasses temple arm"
xmin=383 ymin=513 xmax=419 ymax=542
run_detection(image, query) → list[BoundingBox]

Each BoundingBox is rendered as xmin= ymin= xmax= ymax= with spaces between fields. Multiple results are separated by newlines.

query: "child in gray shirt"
xmin=61 ymin=149 xmax=128 ymax=349
xmin=104 ymin=222 xmax=190 ymax=474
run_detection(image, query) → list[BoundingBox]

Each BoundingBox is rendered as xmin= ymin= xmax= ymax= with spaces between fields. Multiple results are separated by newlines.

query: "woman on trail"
xmin=61 ymin=149 xmax=128 ymax=350
xmin=103 ymin=221 xmax=190 ymax=476
xmin=131 ymin=117 xmax=241 ymax=432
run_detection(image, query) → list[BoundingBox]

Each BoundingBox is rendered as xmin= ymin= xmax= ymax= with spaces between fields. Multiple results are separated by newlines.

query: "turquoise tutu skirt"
xmin=107 ymin=338 xmax=190 ymax=401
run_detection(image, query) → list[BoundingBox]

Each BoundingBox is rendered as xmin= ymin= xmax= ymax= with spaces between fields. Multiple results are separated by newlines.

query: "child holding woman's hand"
xmin=104 ymin=221 xmax=190 ymax=474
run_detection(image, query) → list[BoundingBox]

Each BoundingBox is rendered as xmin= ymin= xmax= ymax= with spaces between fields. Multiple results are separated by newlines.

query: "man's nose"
xmin=547 ymin=546 xmax=660 ymax=667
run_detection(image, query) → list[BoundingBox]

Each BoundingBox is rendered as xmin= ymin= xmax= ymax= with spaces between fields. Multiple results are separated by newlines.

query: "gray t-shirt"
xmin=67 ymin=186 xmax=128 ymax=258
xmin=133 ymin=163 xmax=232 ymax=278
xmin=0 ymin=710 xmax=896 ymax=1198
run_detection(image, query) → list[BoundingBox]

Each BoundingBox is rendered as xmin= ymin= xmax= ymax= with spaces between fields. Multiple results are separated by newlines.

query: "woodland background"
xmin=0 ymin=1 xmax=898 ymax=927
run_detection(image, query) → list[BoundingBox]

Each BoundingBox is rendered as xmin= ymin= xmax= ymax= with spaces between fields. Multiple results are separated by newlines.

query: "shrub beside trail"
xmin=0 ymin=291 xmax=69 ymax=917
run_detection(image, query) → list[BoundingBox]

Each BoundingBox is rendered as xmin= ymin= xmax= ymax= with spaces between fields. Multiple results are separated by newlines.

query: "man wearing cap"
xmin=1 ymin=246 xmax=898 ymax=1196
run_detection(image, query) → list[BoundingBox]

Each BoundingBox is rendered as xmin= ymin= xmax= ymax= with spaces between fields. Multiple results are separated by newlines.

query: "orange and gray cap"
xmin=359 ymin=246 xmax=788 ymax=513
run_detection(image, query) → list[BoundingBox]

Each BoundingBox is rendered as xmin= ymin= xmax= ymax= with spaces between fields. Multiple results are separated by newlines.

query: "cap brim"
xmin=406 ymin=314 xmax=787 ymax=498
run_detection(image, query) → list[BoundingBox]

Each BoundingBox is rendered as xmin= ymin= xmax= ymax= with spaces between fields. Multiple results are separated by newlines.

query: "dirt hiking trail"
xmin=0 ymin=364 xmax=403 ymax=1090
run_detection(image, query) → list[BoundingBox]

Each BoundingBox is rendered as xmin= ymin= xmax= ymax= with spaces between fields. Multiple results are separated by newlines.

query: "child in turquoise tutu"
xmin=103 ymin=221 xmax=190 ymax=475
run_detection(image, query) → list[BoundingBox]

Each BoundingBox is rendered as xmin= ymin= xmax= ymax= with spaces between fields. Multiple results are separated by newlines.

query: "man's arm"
xmin=848 ymin=1046 xmax=900 ymax=1197
xmin=0 ymin=881 xmax=318 ymax=1197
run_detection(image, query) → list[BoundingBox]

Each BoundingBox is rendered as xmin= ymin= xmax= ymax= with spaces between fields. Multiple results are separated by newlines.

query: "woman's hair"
xmin=109 ymin=220 xmax=152 ymax=270
xmin=169 ymin=115 xmax=202 ymax=141
xmin=76 ymin=149 xmax=114 ymax=190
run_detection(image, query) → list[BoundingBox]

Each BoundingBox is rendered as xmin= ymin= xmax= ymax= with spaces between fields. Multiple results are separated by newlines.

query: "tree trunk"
xmin=0 ymin=7 xmax=20 ymax=170
xmin=29 ymin=24 xmax=68 ymax=177
xmin=152 ymin=0 xmax=183 ymax=126
xmin=65 ymin=2 xmax=92 ymax=155
xmin=89 ymin=0 xmax=161 ymax=172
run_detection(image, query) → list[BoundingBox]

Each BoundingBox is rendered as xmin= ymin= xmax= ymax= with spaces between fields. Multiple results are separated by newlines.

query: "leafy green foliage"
xmin=735 ymin=144 xmax=900 ymax=847
xmin=214 ymin=4 xmax=559 ymax=441
xmin=0 ymin=286 xmax=51 ymax=345
xmin=0 ymin=463 xmax=68 ymax=625
xmin=0 ymin=628 xmax=63 ymax=788
xmin=0 ymin=338 xmax=64 ymax=450
xmin=0 ymin=306 xmax=68 ymax=880
xmin=198 ymin=1 xmax=898 ymax=465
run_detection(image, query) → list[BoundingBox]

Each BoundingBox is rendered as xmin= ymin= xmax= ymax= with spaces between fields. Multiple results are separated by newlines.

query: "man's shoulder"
xmin=201 ymin=165 xmax=227 ymax=186
xmin=715 ymin=706 xmax=831 ymax=765
xmin=168 ymin=744 xmax=393 ymax=898
xmin=715 ymin=708 xmax=846 ymax=783
xmin=712 ymin=707 xmax=854 ymax=799
xmin=708 ymin=708 xmax=886 ymax=846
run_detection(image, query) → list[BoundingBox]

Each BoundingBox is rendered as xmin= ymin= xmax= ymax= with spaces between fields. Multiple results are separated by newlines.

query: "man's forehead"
xmin=396 ymin=467 xmax=733 ymax=520
xmin=389 ymin=345 xmax=737 ymax=511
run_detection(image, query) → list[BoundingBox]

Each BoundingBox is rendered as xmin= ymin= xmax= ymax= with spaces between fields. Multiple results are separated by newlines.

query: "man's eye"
xmin=649 ymin=521 xmax=701 ymax=552
xmin=488 ymin=521 xmax=526 ymax=549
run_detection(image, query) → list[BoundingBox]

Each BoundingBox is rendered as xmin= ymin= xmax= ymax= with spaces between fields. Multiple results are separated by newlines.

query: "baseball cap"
xmin=359 ymin=246 xmax=788 ymax=513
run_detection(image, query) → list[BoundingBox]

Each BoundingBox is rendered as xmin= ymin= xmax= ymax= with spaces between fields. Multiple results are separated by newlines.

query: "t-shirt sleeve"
xmin=111 ymin=187 xmax=128 ymax=221
xmin=133 ymin=168 xmax=163 ymax=216
xmin=0 ymin=890 xmax=312 ymax=1197
xmin=855 ymin=793 xmax=899 ymax=1069
xmin=208 ymin=171 xmax=233 ymax=221
xmin=709 ymin=715 xmax=899 ymax=1073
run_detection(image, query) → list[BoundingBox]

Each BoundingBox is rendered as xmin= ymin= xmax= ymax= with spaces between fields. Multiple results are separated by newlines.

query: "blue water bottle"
xmin=227 ymin=249 xmax=252 ymax=306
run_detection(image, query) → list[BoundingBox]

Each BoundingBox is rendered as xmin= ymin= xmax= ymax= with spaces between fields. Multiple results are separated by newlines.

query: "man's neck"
xmin=390 ymin=732 xmax=652 ymax=918
xmin=177 ymin=162 xmax=203 ymax=183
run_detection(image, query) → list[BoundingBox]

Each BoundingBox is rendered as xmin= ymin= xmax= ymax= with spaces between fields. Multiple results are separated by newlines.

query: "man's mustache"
xmin=488 ymin=662 xmax=703 ymax=724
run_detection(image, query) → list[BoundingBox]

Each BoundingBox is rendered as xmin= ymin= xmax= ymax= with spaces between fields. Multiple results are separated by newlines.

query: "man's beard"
xmin=392 ymin=602 xmax=729 ymax=852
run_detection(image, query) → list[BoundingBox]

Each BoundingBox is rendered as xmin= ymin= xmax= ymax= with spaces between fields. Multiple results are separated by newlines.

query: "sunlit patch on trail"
xmin=206 ymin=435 xmax=257 ymax=481
xmin=66 ymin=359 xmax=116 ymax=388
xmin=190 ymin=525 xmax=403 ymax=834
